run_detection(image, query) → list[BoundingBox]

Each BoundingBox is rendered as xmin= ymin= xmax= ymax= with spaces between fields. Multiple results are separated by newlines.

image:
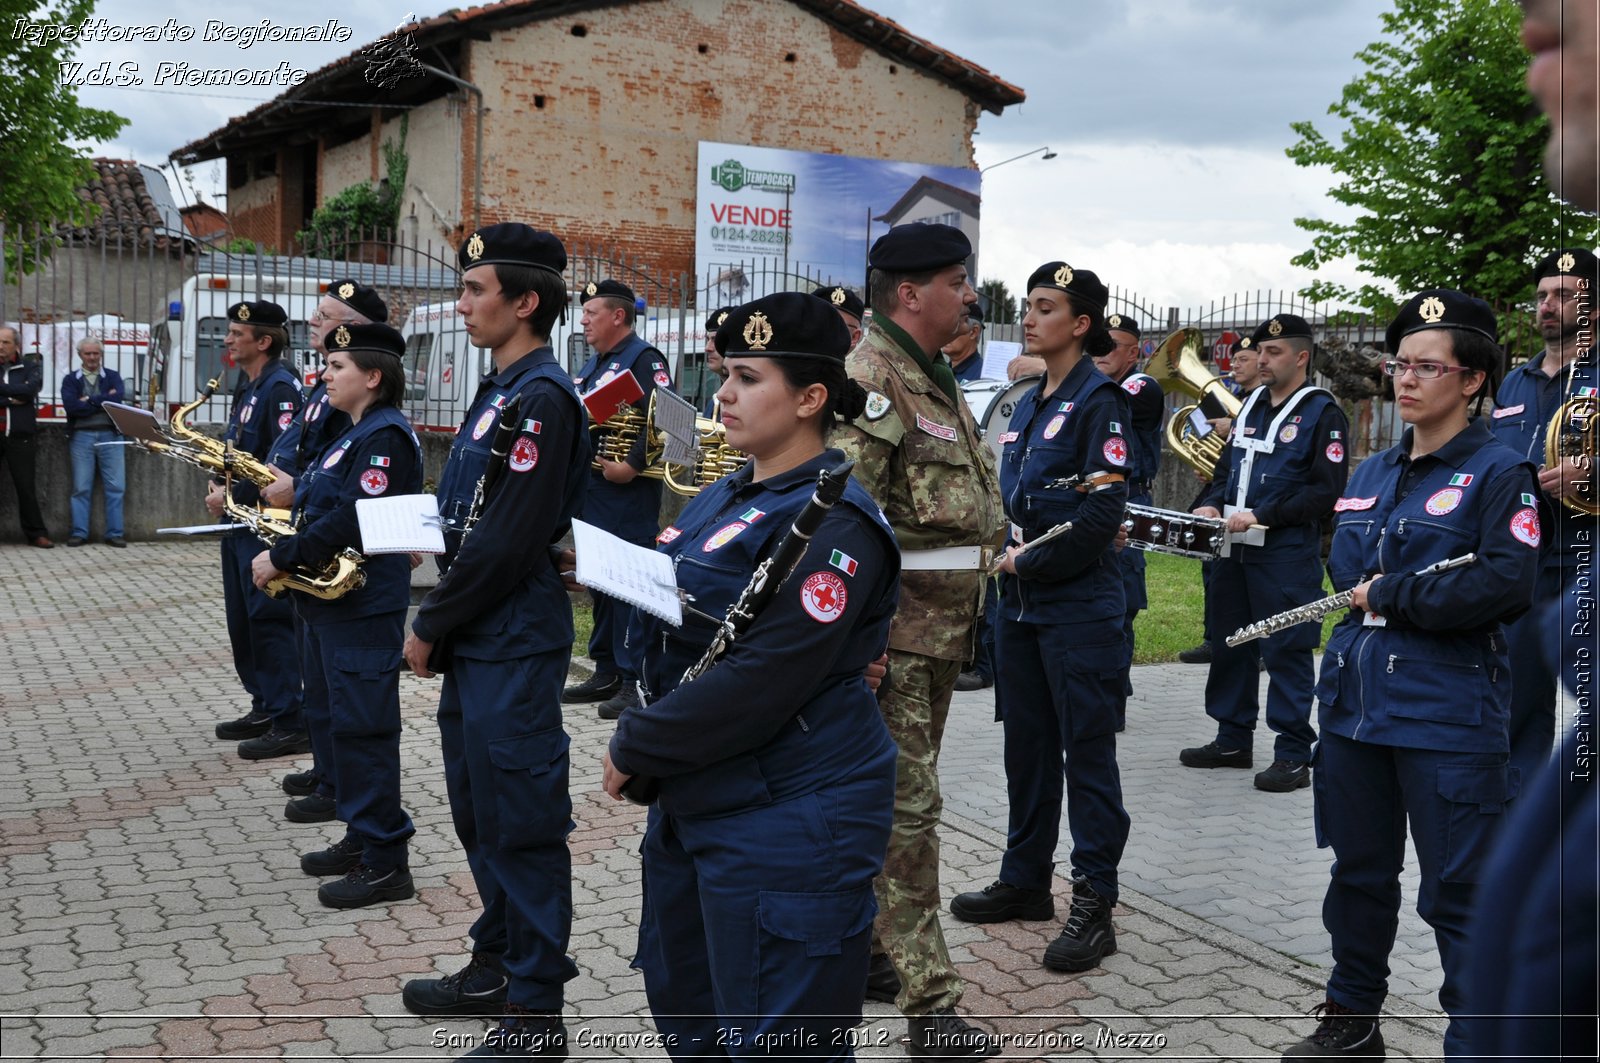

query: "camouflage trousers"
xmin=872 ymin=649 xmax=963 ymax=1015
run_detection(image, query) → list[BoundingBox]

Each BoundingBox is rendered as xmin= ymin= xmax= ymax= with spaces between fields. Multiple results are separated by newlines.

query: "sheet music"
xmin=356 ymin=494 xmax=446 ymax=555
xmin=104 ymin=401 xmax=168 ymax=444
xmin=572 ymin=519 xmax=682 ymax=626
xmin=652 ymin=387 xmax=700 ymax=465
xmin=979 ymin=340 xmax=1023 ymax=381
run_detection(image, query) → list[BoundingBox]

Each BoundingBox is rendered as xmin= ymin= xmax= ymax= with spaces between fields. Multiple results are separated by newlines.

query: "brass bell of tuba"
xmin=660 ymin=399 xmax=747 ymax=496
xmin=590 ymin=400 xmax=666 ymax=480
xmin=1544 ymin=394 xmax=1600 ymax=514
xmin=1146 ymin=327 xmax=1243 ymax=478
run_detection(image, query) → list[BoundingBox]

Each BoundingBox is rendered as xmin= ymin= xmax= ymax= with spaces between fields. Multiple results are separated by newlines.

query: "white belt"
xmin=901 ymin=545 xmax=988 ymax=571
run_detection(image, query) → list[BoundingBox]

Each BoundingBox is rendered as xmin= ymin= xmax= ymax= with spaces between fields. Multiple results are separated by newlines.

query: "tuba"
xmin=1146 ymin=327 xmax=1243 ymax=477
xmin=591 ymin=392 xmax=746 ymax=495
xmin=1545 ymin=394 xmax=1600 ymax=514
xmin=590 ymin=402 xmax=665 ymax=480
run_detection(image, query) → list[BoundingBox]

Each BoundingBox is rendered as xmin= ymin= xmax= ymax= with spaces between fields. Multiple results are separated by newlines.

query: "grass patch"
xmin=1133 ymin=552 xmax=1341 ymax=664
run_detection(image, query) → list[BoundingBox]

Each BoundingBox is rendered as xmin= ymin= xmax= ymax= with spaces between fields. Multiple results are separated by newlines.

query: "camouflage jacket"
xmin=831 ymin=320 xmax=1003 ymax=661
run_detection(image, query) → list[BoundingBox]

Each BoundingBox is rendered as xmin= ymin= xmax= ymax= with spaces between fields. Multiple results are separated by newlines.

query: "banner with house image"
xmin=695 ymin=140 xmax=980 ymax=308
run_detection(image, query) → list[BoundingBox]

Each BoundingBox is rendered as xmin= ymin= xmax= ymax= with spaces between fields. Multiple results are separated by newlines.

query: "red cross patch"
xmin=1103 ymin=436 xmax=1128 ymax=465
xmin=277 ymin=411 xmax=293 ymax=430
xmin=800 ymin=571 xmax=848 ymax=623
xmin=359 ymin=469 xmax=388 ymax=496
xmin=654 ymin=370 xmax=671 ymax=388
xmin=508 ymin=435 xmax=539 ymax=473
xmin=1510 ymin=507 xmax=1541 ymax=548
xmin=1326 ymin=442 xmax=1345 ymax=463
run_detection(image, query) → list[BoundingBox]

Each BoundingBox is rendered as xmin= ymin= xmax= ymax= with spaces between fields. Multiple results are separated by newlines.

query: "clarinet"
xmin=426 ymin=395 xmax=524 ymax=674
xmin=1225 ymin=553 xmax=1477 ymax=647
xmin=619 ymin=459 xmax=855 ymax=806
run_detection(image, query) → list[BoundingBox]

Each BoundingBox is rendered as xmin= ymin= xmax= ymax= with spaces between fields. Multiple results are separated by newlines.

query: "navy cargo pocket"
xmin=486 ymin=726 xmax=572 ymax=850
xmin=329 ymin=646 xmax=403 ymax=736
xmin=1436 ymin=761 xmax=1517 ymax=883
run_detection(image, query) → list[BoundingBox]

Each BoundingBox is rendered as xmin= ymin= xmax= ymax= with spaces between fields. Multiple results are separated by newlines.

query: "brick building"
xmin=169 ymin=0 xmax=1023 ymax=275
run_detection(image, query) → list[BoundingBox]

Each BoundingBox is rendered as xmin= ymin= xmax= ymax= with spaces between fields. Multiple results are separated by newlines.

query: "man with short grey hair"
xmin=61 ymin=334 xmax=128 ymax=547
xmin=0 ymin=325 xmax=53 ymax=547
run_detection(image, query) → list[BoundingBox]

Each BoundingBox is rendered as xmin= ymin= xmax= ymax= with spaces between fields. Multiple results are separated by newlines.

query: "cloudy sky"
xmin=55 ymin=0 xmax=1410 ymax=310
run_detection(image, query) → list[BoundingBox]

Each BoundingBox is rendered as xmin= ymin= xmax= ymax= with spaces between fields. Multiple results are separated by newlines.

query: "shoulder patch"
xmin=1334 ymin=496 xmax=1377 ymax=512
xmin=1492 ymin=403 xmax=1525 ymax=419
xmin=864 ymin=391 xmax=892 ymax=421
xmin=1510 ymin=507 xmax=1541 ymax=548
xmin=800 ymin=571 xmax=848 ymax=623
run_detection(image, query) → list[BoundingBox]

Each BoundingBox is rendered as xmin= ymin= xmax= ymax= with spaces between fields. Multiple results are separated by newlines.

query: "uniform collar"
xmin=605 ymin=331 xmax=644 ymax=358
xmin=485 ymin=346 xmax=556 ymax=386
xmin=872 ymin=317 xmax=944 ymax=388
xmin=1385 ymin=418 xmax=1492 ymax=469
xmin=726 ymin=447 xmax=845 ymax=494
xmin=1042 ymin=354 xmax=1097 ymax=402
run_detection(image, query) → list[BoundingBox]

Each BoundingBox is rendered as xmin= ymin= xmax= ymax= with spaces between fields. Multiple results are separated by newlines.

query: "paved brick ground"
xmin=0 ymin=542 xmax=1449 ymax=1059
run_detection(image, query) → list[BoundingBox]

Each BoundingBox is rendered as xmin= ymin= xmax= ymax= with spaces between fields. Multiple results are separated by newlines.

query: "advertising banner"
xmin=695 ymin=140 xmax=981 ymax=308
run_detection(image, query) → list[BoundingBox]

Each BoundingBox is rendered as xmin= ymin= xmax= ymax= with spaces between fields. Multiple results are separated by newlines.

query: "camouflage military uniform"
xmin=832 ymin=317 xmax=1003 ymax=1016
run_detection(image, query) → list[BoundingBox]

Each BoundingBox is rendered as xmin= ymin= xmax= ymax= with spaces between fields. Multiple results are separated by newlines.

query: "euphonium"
xmin=590 ymin=402 xmax=666 ymax=479
xmin=1146 ymin=327 xmax=1243 ymax=477
xmin=662 ymin=400 xmax=747 ymax=496
xmin=1545 ymin=394 xmax=1600 ymax=514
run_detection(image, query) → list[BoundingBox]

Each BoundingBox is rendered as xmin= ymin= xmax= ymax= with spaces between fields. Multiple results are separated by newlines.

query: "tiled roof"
xmin=58 ymin=159 xmax=190 ymax=250
xmin=171 ymin=0 xmax=1024 ymax=164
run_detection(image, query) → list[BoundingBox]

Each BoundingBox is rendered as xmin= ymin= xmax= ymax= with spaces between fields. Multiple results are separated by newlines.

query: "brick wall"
xmin=228 ymin=176 xmax=277 ymax=249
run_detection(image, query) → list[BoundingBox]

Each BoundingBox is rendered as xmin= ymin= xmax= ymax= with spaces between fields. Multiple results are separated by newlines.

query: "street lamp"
xmin=980 ymin=146 xmax=1058 ymax=174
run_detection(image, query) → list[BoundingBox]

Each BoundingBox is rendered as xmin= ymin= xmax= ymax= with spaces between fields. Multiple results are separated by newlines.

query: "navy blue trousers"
xmin=295 ymin=609 xmax=335 ymax=799
xmin=437 ymin=647 xmax=577 ymax=1010
xmin=634 ymin=775 xmax=891 ymax=1060
xmin=303 ymin=611 xmax=413 ymax=871
xmin=1503 ymin=564 xmax=1561 ymax=782
xmin=1203 ymin=555 xmax=1319 ymax=762
xmin=1314 ymin=733 xmax=1515 ymax=1056
xmin=995 ymin=616 xmax=1129 ymax=902
xmin=220 ymin=534 xmax=301 ymax=727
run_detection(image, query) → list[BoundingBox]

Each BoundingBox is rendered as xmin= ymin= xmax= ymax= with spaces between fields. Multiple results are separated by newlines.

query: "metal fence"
xmin=1 ymin=224 xmax=1541 ymax=454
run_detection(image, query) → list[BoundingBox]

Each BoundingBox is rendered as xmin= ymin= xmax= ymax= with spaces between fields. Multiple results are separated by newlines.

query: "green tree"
xmin=979 ymin=278 xmax=1017 ymax=324
xmin=1287 ymin=0 xmax=1596 ymax=330
xmin=0 ymin=0 xmax=129 ymax=281
xmin=296 ymin=118 xmax=409 ymax=258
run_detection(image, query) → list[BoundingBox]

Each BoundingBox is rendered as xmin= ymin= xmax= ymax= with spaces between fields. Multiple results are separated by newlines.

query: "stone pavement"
xmin=0 ymin=542 xmax=1450 ymax=1060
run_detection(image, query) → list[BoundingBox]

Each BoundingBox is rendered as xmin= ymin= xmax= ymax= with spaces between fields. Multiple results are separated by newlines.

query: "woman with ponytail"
xmin=602 ymin=291 xmax=900 ymax=1059
xmin=950 ymin=262 xmax=1134 ymax=977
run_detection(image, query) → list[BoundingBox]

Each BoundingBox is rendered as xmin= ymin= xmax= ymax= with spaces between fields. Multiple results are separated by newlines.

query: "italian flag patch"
xmin=1522 ymin=492 xmax=1537 ymax=507
xmin=829 ymin=549 xmax=858 ymax=576
xmin=1449 ymin=473 xmax=1472 ymax=486
xmin=740 ymin=507 xmax=766 ymax=523
xmin=370 ymin=455 xmax=391 ymax=467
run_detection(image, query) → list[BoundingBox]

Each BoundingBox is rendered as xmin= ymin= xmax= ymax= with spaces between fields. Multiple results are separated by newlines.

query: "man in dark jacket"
xmin=0 ymin=326 xmax=54 ymax=547
xmin=61 ymin=335 xmax=128 ymax=547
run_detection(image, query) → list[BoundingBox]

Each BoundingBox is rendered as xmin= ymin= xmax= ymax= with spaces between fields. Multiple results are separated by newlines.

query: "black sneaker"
xmin=301 ymin=836 xmax=364 ymax=877
xmin=1256 ymin=759 xmax=1311 ymax=792
xmin=561 ymin=672 xmax=621 ymax=704
xmin=216 ymin=711 xmax=271 ymax=741
xmin=403 ymin=953 xmax=511 ymax=1016
xmin=465 ymin=1004 xmax=568 ymax=1057
xmin=596 ymin=684 xmax=639 ymax=721
xmin=1177 ymin=641 xmax=1213 ymax=664
xmin=318 ymin=864 xmax=415 ymax=909
xmin=285 ymin=793 xmax=337 ymax=823
xmin=953 ymin=671 xmax=993 ymax=692
xmin=905 ymin=1008 xmax=998 ymax=1061
xmin=282 ymin=770 xmax=320 ymax=797
xmin=1042 ymin=878 xmax=1117 ymax=972
xmin=949 ymin=880 xmax=1053 ymax=924
xmin=864 ymin=951 xmax=902 ymax=1004
xmin=1179 ymin=740 xmax=1252 ymax=769
xmin=1282 ymin=1000 xmax=1386 ymax=1058
xmin=238 ymin=728 xmax=312 ymax=760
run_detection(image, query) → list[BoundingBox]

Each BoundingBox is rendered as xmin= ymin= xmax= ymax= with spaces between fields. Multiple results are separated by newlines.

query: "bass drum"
xmin=960 ymin=376 xmax=1040 ymax=464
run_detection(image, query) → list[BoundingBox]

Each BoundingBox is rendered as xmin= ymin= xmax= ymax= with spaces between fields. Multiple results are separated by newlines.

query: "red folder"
xmin=582 ymin=370 xmax=645 ymax=424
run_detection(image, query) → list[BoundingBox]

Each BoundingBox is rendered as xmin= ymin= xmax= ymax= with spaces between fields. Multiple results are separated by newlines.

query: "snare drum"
xmin=960 ymin=376 xmax=1039 ymax=465
xmin=1122 ymin=503 xmax=1226 ymax=560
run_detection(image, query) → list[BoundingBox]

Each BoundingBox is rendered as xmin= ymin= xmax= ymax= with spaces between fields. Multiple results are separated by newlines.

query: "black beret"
xmin=458 ymin=223 xmax=566 ymax=276
xmin=716 ymin=291 xmax=851 ymax=363
xmin=580 ymin=278 xmax=636 ymax=304
xmin=327 ymin=278 xmax=388 ymax=324
xmin=1385 ymin=289 xmax=1498 ymax=352
xmin=965 ymin=299 xmax=986 ymax=325
xmin=1533 ymin=247 xmax=1600 ymax=290
xmin=704 ymin=306 xmax=733 ymax=333
xmin=1230 ymin=335 xmax=1256 ymax=354
xmin=811 ymin=284 xmax=866 ymax=322
xmin=325 ymin=321 xmax=407 ymax=360
xmin=1250 ymin=314 xmax=1314 ymax=345
xmin=227 ymin=300 xmax=287 ymax=328
xmin=1105 ymin=313 xmax=1141 ymax=339
xmin=1025 ymin=261 xmax=1109 ymax=311
xmin=868 ymin=222 xmax=971 ymax=273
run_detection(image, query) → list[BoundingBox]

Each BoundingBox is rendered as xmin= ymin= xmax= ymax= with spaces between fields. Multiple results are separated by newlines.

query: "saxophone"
xmin=143 ymin=378 xmax=366 ymax=600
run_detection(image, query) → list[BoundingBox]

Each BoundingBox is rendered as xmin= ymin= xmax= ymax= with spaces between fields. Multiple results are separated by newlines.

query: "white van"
xmin=142 ymin=273 xmax=327 ymax=425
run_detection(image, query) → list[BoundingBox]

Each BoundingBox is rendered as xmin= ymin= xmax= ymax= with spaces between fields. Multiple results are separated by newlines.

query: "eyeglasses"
xmin=1380 ymin=359 xmax=1475 ymax=380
